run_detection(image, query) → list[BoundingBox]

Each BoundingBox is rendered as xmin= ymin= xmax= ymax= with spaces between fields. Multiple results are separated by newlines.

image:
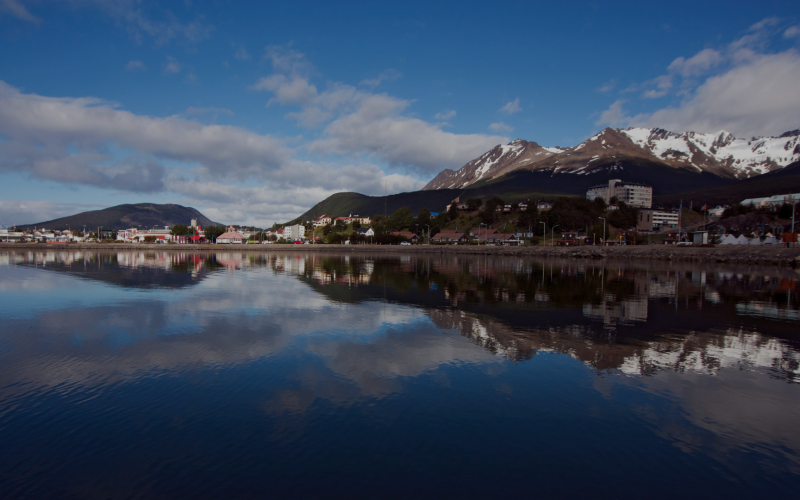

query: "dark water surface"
xmin=1 ymin=250 xmax=799 ymax=499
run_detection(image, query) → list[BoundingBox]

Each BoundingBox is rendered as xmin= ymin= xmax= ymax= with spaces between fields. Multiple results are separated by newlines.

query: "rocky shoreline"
xmin=3 ymin=242 xmax=800 ymax=267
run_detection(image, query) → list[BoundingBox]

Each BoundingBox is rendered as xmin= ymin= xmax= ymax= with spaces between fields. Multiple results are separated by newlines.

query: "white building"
xmin=282 ymin=224 xmax=306 ymax=241
xmin=587 ymin=179 xmax=653 ymax=208
xmin=637 ymin=209 xmax=680 ymax=230
xmin=740 ymin=193 xmax=800 ymax=209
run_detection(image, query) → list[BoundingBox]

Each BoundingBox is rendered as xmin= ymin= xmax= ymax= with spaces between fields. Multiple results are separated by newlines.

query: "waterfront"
xmin=1 ymin=250 xmax=799 ymax=498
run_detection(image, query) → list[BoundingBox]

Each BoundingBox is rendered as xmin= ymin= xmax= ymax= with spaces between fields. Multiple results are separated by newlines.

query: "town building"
xmin=216 ymin=226 xmax=244 ymax=244
xmin=536 ymin=201 xmax=553 ymax=211
xmin=355 ymin=227 xmax=375 ymax=237
xmin=349 ymin=214 xmax=371 ymax=225
xmin=313 ymin=215 xmax=332 ymax=227
xmin=282 ymin=224 xmax=306 ymax=241
xmin=740 ymin=193 xmax=800 ymax=209
xmin=587 ymin=179 xmax=653 ymax=208
xmin=431 ymin=229 xmax=469 ymax=243
xmin=390 ymin=231 xmax=419 ymax=243
xmin=636 ymin=209 xmax=680 ymax=231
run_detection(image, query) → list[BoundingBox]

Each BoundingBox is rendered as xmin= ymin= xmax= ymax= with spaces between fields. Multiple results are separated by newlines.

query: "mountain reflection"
xmin=2 ymin=250 xmax=799 ymax=384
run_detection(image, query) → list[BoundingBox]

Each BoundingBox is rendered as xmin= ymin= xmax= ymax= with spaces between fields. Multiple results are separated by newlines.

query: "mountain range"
xmin=423 ymin=127 xmax=800 ymax=190
xmin=301 ymin=126 xmax=800 ymax=221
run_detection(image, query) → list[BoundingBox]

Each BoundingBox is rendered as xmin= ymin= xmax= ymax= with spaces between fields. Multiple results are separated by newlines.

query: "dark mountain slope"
xmin=18 ymin=203 xmax=220 ymax=231
xmin=654 ymin=161 xmax=800 ymax=207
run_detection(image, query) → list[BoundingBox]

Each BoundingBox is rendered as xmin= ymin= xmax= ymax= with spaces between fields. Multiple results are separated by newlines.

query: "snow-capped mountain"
xmin=423 ymin=127 xmax=800 ymax=190
xmin=422 ymin=139 xmax=564 ymax=190
xmin=623 ymin=128 xmax=800 ymax=177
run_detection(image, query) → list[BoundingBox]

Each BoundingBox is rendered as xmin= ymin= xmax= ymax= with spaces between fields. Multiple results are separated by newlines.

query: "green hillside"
xmin=18 ymin=203 xmax=220 ymax=231
xmin=299 ymin=189 xmax=463 ymax=221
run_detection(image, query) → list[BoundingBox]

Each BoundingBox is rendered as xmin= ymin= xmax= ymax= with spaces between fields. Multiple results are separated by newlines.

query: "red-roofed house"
xmin=313 ymin=215 xmax=332 ymax=227
xmin=431 ymin=230 xmax=469 ymax=243
xmin=390 ymin=231 xmax=419 ymax=243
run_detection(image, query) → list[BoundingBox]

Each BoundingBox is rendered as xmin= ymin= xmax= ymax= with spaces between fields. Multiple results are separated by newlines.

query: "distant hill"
xmin=17 ymin=203 xmax=220 ymax=231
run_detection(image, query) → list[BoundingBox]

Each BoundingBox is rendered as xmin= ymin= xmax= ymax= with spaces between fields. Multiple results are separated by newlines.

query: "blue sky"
xmin=1 ymin=0 xmax=799 ymax=227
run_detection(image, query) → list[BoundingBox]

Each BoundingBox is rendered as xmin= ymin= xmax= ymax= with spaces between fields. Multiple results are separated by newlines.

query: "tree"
xmin=171 ymin=224 xmax=190 ymax=236
xmin=352 ymin=220 xmax=361 ymax=230
xmin=388 ymin=207 xmax=414 ymax=231
xmin=417 ymin=208 xmax=431 ymax=227
xmin=608 ymin=201 xmax=639 ymax=229
xmin=204 ymin=225 xmax=226 ymax=242
xmin=466 ymin=198 xmax=483 ymax=211
xmin=322 ymin=225 xmax=332 ymax=236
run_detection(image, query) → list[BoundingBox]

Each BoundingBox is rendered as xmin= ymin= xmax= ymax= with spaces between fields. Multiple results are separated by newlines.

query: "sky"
xmin=1 ymin=0 xmax=799 ymax=227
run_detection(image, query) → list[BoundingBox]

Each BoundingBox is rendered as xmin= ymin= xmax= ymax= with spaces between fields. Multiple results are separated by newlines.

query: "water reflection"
xmin=1 ymin=250 xmax=799 ymax=497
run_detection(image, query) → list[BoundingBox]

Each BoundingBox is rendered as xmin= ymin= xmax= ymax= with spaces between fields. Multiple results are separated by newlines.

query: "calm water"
xmin=1 ymin=250 xmax=799 ymax=499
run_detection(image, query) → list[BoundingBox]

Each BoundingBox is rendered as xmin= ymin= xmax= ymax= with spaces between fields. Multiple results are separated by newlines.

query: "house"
xmin=216 ymin=226 xmax=244 ymax=244
xmin=349 ymin=214 xmax=371 ymax=225
xmin=485 ymin=233 xmax=520 ymax=245
xmin=390 ymin=231 xmax=419 ymax=243
xmin=334 ymin=216 xmax=351 ymax=225
xmin=431 ymin=229 xmax=469 ymax=243
xmin=313 ymin=215 xmax=332 ymax=227
xmin=456 ymin=202 xmax=470 ymax=211
xmin=355 ymin=227 xmax=375 ymax=237
xmin=707 ymin=206 xmax=727 ymax=217
xmin=537 ymin=201 xmax=553 ymax=211
xmin=470 ymin=228 xmax=498 ymax=241
xmin=518 ymin=202 xmax=529 ymax=212
xmin=503 ymin=204 xmax=512 ymax=212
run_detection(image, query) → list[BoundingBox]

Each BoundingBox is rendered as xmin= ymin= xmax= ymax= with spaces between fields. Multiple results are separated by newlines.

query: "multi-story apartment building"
xmin=586 ymin=179 xmax=653 ymax=208
xmin=637 ymin=209 xmax=680 ymax=231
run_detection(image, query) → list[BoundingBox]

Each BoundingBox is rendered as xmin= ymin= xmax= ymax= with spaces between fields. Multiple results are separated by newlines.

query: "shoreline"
xmin=2 ymin=242 xmax=800 ymax=267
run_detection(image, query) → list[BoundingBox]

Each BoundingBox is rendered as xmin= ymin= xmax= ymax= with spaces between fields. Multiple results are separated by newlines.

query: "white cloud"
xmin=0 ymin=200 xmax=103 ymax=226
xmin=251 ymin=74 xmax=318 ymax=106
xmin=499 ymin=98 xmax=521 ymax=115
xmin=642 ymin=74 xmax=673 ymax=98
xmin=748 ymin=17 xmax=780 ymax=32
xmin=184 ymin=106 xmax=234 ymax=117
xmin=785 ymin=25 xmax=800 ymax=39
xmin=125 ymin=60 xmax=147 ymax=72
xmin=595 ymin=99 xmax=628 ymax=127
xmin=667 ymin=48 xmax=723 ymax=77
xmin=596 ymin=80 xmax=616 ymax=93
xmin=434 ymin=109 xmax=456 ymax=121
xmin=234 ymin=46 xmax=250 ymax=60
xmin=0 ymin=80 xmax=291 ymax=191
xmin=1 ymin=0 xmax=40 ymax=23
xmin=629 ymin=50 xmax=800 ymax=137
xmin=94 ymin=2 xmax=215 ymax=46
xmin=488 ymin=122 xmax=513 ymax=132
xmin=163 ymin=56 xmax=182 ymax=74
xmin=309 ymin=94 xmax=507 ymax=174
xmin=360 ymin=69 xmax=401 ymax=88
